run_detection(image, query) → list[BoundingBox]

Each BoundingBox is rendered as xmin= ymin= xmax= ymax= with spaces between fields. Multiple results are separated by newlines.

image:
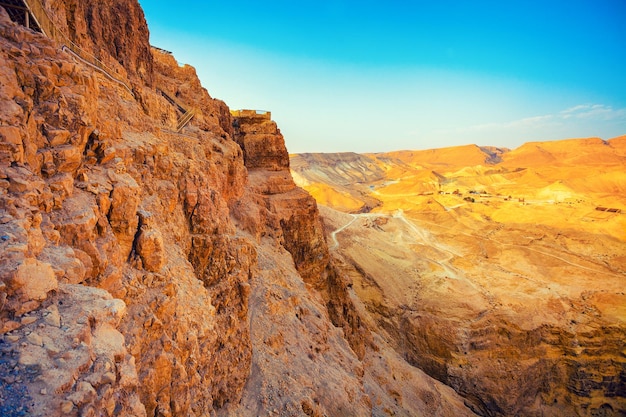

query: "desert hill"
xmin=501 ymin=136 xmax=626 ymax=167
xmin=292 ymin=137 xmax=626 ymax=237
xmin=380 ymin=144 xmax=508 ymax=170
xmin=291 ymin=137 xmax=626 ymax=416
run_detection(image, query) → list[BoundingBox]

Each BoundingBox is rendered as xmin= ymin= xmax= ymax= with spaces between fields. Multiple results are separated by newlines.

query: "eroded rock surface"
xmin=1 ymin=3 xmax=478 ymax=417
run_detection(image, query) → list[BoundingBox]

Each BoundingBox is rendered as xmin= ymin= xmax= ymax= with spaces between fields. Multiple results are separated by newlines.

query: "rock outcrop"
xmin=232 ymin=112 xmax=369 ymax=359
xmin=1 ymin=3 xmax=478 ymax=417
xmin=1 ymin=5 xmax=255 ymax=414
xmin=44 ymin=0 xmax=154 ymax=85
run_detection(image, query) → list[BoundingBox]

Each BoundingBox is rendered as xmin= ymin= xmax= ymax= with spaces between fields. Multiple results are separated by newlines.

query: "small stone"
xmin=5 ymin=335 xmax=19 ymax=342
xmin=21 ymin=316 xmax=37 ymax=325
xmin=105 ymin=396 xmax=116 ymax=416
xmin=2 ymin=320 xmax=21 ymax=333
xmin=26 ymin=332 xmax=43 ymax=346
xmin=40 ymin=388 xmax=47 ymax=395
xmin=101 ymin=371 xmax=116 ymax=384
xmin=80 ymin=405 xmax=96 ymax=417
xmin=67 ymin=380 xmax=96 ymax=406
xmin=60 ymin=400 xmax=74 ymax=413
xmin=43 ymin=305 xmax=61 ymax=327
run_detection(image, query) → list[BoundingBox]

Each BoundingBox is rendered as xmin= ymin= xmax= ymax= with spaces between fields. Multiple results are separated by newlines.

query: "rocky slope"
xmin=0 ymin=2 xmax=477 ymax=416
xmin=292 ymin=141 xmax=626 ymax=416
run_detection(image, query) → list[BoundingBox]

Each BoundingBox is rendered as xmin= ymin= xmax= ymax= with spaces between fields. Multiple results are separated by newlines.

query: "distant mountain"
xmin=291 ymin=136 xmax=626 ymax=212
xmin=292 ymin=135 xmax=626 ymax=416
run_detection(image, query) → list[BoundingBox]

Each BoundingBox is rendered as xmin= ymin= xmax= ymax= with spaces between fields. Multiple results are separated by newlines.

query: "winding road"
xmin=327 ymin=209 xmax=624 ymax=279
xmin=329 ymin=214 xmax=357 ymax=250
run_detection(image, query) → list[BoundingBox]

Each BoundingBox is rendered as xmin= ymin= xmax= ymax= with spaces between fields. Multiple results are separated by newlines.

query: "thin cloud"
xmin=441 ymin=104 xmax=626 ymax=135
xmin=463 ymin=115 xmax=555 ymax=132
xmin=560 ymin=104 xmax=626 ymax=120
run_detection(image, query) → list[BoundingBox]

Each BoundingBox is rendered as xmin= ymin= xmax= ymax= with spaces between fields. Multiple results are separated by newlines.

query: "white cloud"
xmin=559 ymin=104 xmax=626 ymax=121
xmin=462 ymin=114 xmax=555 ymax=132
xmin=442 ymin=104 xmax=626 ymax=134
xmin=429 ymin=103 xmax=626 ymax=148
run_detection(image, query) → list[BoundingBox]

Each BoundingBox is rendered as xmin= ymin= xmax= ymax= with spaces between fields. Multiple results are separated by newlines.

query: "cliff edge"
xmin=0 ymin=2 xmax=476 ymax=416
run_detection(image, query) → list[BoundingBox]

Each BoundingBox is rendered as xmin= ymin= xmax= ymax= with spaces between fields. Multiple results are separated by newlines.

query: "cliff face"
xmin=44 ymin=0 xmax=153 ymax=85
xmin=1 ymin=5 xmax=253 ymax=414
xmin=232 ymin=114 xmax=368 ymax=359
xmin=0 ymin=3 xmax=478 ymax=417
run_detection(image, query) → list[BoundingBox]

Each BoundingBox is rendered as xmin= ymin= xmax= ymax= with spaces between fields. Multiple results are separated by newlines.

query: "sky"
xmin=138 ymin=0 xmax=626 ymax=153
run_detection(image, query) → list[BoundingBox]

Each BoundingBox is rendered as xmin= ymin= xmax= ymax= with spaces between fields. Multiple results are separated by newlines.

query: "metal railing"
xmin=230 ymin=109 xmax=272 ymax=120
xmin=19 ymin=0 xmax=200 ymax=129
xmin=22 ymin=0 xmax=134 ymax=96
xmin=176 ymin=108 xmax=196 ymax=132
xmin=157 ymin=86 xmax=197 ymax=132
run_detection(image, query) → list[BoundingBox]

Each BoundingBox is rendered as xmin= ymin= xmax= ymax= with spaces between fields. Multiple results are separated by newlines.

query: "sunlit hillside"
xmin=293 ymin=136 xmax=626 ymax=240
xmin=291 ymin=136 xmax=626 ymax=416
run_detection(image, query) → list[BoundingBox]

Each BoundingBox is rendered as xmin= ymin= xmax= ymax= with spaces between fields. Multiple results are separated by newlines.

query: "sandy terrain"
xmin=291 ymin=137 xmax=626 ymax=416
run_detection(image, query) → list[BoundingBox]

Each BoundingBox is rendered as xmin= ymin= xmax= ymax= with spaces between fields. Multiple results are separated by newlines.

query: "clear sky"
xmin=138 ymin=0 xmax=626 ymax=153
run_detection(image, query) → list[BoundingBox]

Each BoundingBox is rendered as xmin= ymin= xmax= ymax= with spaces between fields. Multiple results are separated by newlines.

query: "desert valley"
xmin=291 ymin=139 xmax=626 ymax=415
xmin=0 ymin=1 xmax=624 ymax=416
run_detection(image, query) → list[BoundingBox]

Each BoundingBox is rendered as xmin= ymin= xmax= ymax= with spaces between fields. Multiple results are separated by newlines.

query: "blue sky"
xmin=138 ymin=1 xmax=626 ymax=153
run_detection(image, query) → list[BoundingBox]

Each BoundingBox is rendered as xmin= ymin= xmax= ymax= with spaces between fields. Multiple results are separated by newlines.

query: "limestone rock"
xmin=1 ymin=284 xmax=144 ymax=417
xmin=4 ymin=258 xmax=57 ymax=315
xmin=233 ymin=117 xmax=290 ymax=170
xmin=0 ymin=4 xmax=482 ymax=417
xmin=39 ymin=246 xmax=87 ymax=284
xmin=0 ymin=125 xmax=24 ymax=164
xmin=135 ymin=226 xmax=165 ymax=272
xmin=108 ymin=174 xmax=140 ymax=256
xmin=38 ymin=0 xmax=153 ymax=86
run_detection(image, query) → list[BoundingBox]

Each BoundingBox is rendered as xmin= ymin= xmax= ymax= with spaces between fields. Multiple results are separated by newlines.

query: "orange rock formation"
xmin=0 ymin=2 xmax=477 ymax=417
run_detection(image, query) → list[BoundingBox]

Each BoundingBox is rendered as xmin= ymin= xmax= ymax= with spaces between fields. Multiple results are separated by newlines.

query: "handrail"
xmin=19 ymin=0 xmax=198 ymax=130
xmin=176 ymin=108 xmax=196 ymax=132
xmin=230 ymin=109 xmax=271 ymax=120
xmin=61 ymin=46 xmax=134 ymax=97
xmin=157 ymin=87 xmax=187 ymax=114
xmin=22 ymin=0 xmax=134 ymax=97
xmin=156 ymin=85 xmax=197 ymax=132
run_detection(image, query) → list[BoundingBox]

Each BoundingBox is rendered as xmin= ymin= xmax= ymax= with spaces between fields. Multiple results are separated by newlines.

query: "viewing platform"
xmin=230 ymin=109 xmax=271 ymax=120
xmin=1 ymin=0 xmax=42 ymax=32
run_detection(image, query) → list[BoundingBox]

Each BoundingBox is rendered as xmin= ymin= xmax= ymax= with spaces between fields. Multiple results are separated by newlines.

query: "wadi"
xmin=0 ymin=1 xmax=624 ymax=416
xmin=291 ymin=141 xmax=626 ymax=416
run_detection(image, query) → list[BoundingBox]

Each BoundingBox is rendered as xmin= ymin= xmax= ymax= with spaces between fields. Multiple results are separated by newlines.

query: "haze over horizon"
xmin=139 ymin=0 xmax=626 ymax=153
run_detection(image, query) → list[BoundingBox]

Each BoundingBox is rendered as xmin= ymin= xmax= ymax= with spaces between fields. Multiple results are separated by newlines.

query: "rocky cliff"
xmin=0 ymin=2 xmax=477 ymax=416
xmin=45 ymin=0 xmax=153 ymax=85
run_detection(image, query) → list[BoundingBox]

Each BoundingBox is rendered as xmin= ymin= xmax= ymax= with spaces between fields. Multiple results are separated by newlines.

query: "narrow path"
xmin=329 ymin=214 xmax=357 ymax=250
xmin=327 ymin=207 xmax=623 ymax=286
xmin=404 ymin=215 xmax=624 ymax=277
xmin=328 ymin=210 xmax=469 ymax=283
xmin=392 ymin=210 xmax=465 ymax=281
